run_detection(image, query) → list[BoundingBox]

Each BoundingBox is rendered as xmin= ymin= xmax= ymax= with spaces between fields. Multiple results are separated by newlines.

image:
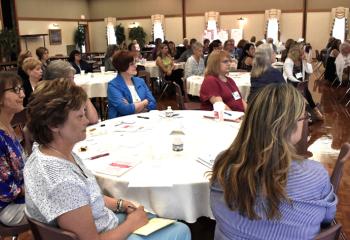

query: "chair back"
xmin=0 ymin=221 xmax=29 ymax=238
xmin=174 ymin=82 xmax=185 ymax=110
xmin=315 ymin=223 xmax=342 ymax=240
xmin=331 ymin=142 xmax=350 ymax=194
xmin=27 ymin=216 xmax=79 ymax=240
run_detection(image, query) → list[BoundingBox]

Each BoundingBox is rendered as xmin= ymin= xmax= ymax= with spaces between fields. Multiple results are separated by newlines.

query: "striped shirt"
xmin=210 ymin=160 xmax=337 ymax=240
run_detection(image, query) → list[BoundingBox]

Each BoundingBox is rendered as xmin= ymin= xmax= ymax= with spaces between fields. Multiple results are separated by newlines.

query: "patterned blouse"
xmin=0 ymin=130 xmax=25 ymax=210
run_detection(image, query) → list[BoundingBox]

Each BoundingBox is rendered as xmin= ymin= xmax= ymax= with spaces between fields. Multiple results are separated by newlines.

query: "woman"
xmin=237 ymin=43 xmax=255 ymax=71
xmin=204 ymin=39 xmax=222 ymax=66
xmin=155 ymin=44 xmax=184 ymax=93
xmin=22 ymin=57 xmax=42 ymax=106
xmin=36 ymin=46 xmax=50 ymax=77
xmin=184 ymin=42 xmax=205 ymax=80
xmin=200 ymin=50 xmax=246 ymax=112
xmin=210 ymin=84 xmax=337 ymax=240
xmin=281 ymin=39 xmax=296 ymax=62
xmin=104 ymin=45 xmax=119 ymax=72
xmin=68 ymin=49 xmax=92 ymax=74
xmin=17 ymin=50 xmax=32 ymax=88
xmin=247 ymin=44 xmax=285 ymax=103
xmin=108 ymin=50 xmax=156 ymax=118
xmin=167 ymin=41 xmax=177 ymax=59
xmin=334 ymin=41 xmax=350 ymax=84
xmin=24 ymin=79 xmax=190 ymax=240
xmin=44 ymin=60 xmax=99 ymax=124
xmin=235 ymin=39 xmax=248 ymax=60
xmin=283 ymin=44 xmax=324 ymax=120
xmin=0 ymin=72 xmax=26 ymax=226
xmin=324 ymin=39 xmax=341 ymax=83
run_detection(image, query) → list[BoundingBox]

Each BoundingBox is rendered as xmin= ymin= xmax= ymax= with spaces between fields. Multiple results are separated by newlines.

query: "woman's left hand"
xmin=123 ymin=200 xmax=137 ymax=214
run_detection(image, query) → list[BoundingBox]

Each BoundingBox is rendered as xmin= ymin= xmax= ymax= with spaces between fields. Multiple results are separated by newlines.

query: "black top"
xmin=17 ymin=67 xmax=32 ymax=107
xmin=324 ymin=57 xmax=337 ymax=82
xmin=69 ymin=60 xmax=92 ymax=74
xmin=247 ymin=67 xmax=285 ymax=103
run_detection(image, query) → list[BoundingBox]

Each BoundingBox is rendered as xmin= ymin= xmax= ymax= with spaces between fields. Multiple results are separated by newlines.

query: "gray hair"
xmin=340 ymin=41 xmax=350 ymax=55
xmin=250 ymin=43 xmax=273 ymax=78
xmin=44 ymin=60 xmax=76 ymax=80
xmin=192 ymin=42 xmax=203 ymax=51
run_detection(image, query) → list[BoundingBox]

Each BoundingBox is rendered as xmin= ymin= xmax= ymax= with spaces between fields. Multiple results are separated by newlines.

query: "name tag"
xmin=295 ymin=72 xmax=303 ymax=79
xmin=232 ymin=91 xmax=241 ymax=100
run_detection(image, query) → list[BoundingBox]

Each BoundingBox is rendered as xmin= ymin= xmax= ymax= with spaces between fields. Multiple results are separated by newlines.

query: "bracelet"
xmin=115 ymin=198 xmax=124 ymax=213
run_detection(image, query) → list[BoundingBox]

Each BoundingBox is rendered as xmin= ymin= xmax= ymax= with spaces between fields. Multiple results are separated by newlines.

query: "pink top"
xmin=200 ymin=75 xmax=244 ymax=112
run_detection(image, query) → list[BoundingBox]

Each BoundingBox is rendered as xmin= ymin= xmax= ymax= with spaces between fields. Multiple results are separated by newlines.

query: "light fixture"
xmin=80 ymin=14 xmax=85 ymax=20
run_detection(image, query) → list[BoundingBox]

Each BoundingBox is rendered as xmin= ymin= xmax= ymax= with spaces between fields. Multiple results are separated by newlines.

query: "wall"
xmin=306 ymin=12 xmax=332 ymax=52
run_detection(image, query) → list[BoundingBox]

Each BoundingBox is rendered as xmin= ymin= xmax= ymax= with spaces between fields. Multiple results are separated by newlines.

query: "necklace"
xmin=0 ymin=119 xmax=16 ymax=139
xmin=45 ymin=144 xmax=72 ymax=161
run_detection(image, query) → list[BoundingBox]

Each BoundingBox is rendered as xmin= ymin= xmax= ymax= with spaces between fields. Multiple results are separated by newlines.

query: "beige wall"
xmin=308 ymin=0 xmax=350 ymax=10
xmin=16 ymin=0 xmax=89 ymax=18
xmin=306 ymin=12 xmax=332 ymax=52
xmin=18 ymin=20 xmax=78 ymax=56
xmin=88 ymin=21 xmax=107 ymax=53
xmin=88 ymin=0 xmax=181 ymax=19
xmin=280 ymin=13 xmax=303 ymax=43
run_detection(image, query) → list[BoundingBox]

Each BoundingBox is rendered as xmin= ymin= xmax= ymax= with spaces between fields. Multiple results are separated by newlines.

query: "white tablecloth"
xmin=73 ymin=110 xmax=241 ymax=222
xmin=74 ymin=72 xmax=116 ymax=98
xmin=186 ymin=72 xmax=251 ymax=101
xmin=138 ymin=61 xmax=185 ymax=78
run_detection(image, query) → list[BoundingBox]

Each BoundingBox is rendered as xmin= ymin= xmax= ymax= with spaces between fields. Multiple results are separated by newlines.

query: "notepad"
xmin=133 ymin=218 xmax=176 ymax=236
xmin=95 ymin=161 xmax=139 ymax=177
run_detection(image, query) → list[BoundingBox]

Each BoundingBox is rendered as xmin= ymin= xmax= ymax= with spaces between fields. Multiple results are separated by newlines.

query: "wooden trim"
xmin=302 ymin=0 xmax=307 ymax=39
xmin=182 ymin=0 xmax=186 ymax=38
xmin=88 ymin=18 xmax=104 ymax=22
xmin=0 ymin=1 xmax=3 ymax=29
xmin=18 ymin=17 xmax=81 ymax=22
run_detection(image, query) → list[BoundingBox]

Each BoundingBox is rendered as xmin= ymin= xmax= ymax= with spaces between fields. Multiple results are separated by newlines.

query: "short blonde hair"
xmin=205 ymin=50 xmax=230 ymax=77
xmin=22 ymin=57 xmax=42 ymax=73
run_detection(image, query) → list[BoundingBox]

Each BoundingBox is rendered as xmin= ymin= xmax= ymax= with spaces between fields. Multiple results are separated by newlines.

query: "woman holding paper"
xmin=24 ymin=79 xmax=190 ymax=240
xmin=210 ymin=84 xmax=336 ymax=239
xmin=200 ymin=50 xmax=246 ymax=112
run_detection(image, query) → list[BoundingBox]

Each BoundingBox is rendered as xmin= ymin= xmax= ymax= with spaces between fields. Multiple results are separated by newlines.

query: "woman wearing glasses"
xmin=108 ymin=50 xmax=156 ymax=118
xmin=200 ymin=50 xmax=246 ymax=112
xmin=210 ymin=84 xmax=336 ymax=240
xmin=0 ymin=72 xmax=27 ymax=226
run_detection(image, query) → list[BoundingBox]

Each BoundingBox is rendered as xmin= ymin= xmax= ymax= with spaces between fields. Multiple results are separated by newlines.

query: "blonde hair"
xmin=205 ymin=50 xmax=230 ymax=77
xmin=287 ymin=44 xmax=302 ymax=63
xmin=22 ymin=57 xmax=42 ymax=73
xmin=251 ymin=44 xmax=273 ymax=78
xmin=210 ymin=83 xmax=305 ymax=220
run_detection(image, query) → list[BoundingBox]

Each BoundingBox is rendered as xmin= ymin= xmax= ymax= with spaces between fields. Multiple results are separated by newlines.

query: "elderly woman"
xmin=334 ymin=41 xmax=350 ymax=84
xmin=68 ymin=49 xmax=92 ymax=74
xmin=104 ymin=45 xmax=119 ymax=72
xmin=210 ymin=84 xmax=337 ymax=240
xmin=247 ymin=44 xmax=285 ymax=103
xmin=44 ymin=60 xmax=98 ymax=124
xmin=108 ymin=50 xmax=156 ymax=118
xmin=184 ymin=42 xmax=205 ymax=80
xmin=200 ymin=50 xmax=246 ymax=112
xmin=237 ymin=43 xmax=255 ymax=71
xmin=36 ymin=46 xmax=50 ymax=77
xmin=22 ymin=57 xmax=42 ymax=106
xmin=0 ymin=72 xmax=26 ymax=226
xmin=283 ymin=44 xmax=323 ymax=120
xmin=24 ymin=79 xmax=190 ymax=240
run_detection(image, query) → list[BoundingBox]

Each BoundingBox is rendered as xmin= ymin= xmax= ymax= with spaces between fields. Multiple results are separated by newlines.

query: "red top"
xmin=200 ymin=75 xmax=244 ymax=112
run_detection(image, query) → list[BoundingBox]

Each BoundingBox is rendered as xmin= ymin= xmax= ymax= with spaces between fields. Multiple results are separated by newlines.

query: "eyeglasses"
xmin=2 ymin=86 xmax=24 ymax=94
xmin=221 ymin=60 xmax=231 ymax=64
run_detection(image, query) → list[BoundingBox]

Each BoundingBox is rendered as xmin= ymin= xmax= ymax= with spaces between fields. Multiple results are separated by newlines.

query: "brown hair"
xmin=27 ymin=79 xmax=87 ymax=145
xmin=287 ymin=44 xmax=303 ymax=63
xmin=22 ymin=57 xmax=42 ymax=73
xmin=112 ymin=50 xmax=134 ymax=72
xmin=35 ymin=47 xmax=48 ymax=60
xmin=0 ymin=72 xmax=22 ymax=101
xmin=210 ymin=83 xmax=305 ymax=220
xmin=205 ymin=50 xmax=230 ymax=77
xmin=17 ymin=50 xmax=32 ymax=67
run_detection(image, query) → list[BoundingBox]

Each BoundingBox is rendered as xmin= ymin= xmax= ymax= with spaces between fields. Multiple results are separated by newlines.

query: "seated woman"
xmin=334 ymin=41 xmax=350 ymax=84
xmin=283 ymin=44 xmax=324 ymax=121
xmin=247 ymin=44 xmax=285 ymax=103
xmin=167 ymin=41 xmax=177 ymax=59
xmin=210 ymin=84 xmax=337 ymax=240
xmin=108 ymin=51 xmax=156 ymax=118
xmin=24 ymin=79 xmax=190 ymax=240
xmin=16 ymin=50 xmax=32 ymax=94
xmin=204 ymin=39 xmax=222 ymax=66
xmin=68 ymin=50 xmax=92 ymax=74
xmin=237 ymin=43 xmax=255 ymax=71
xmin=36 ymin=46 xmax=50 ymax=77
xmin=0 ymin=72 xmax=26 ymax=226
xmin=184 ymin=42 xmax=205 ymax=80
xmin=324 ymin=39 xmax=341 ymax=83
xmin=155 ymin=44 xmax=184 ymax=93
xmin=104 ymin=45 xmax=119 ymax=72
xmin=22 ymin=57 xmax=42 ymax=107
xmin=200 ymin=50 xmax=246 ymax=112
xmin=44 ymin=60 xmax=99 ymax=125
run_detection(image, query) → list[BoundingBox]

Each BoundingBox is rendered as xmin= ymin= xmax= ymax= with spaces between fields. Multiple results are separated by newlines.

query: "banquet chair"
xmin=315 ymin=223 xmax=342 ymax=240
xmin=158 ymin=71 xmax=174 ymax=100
xmin=174 ymin=82 xmax=201 ymax=110
xmin=27 ymin=216 xmax=78 ymax=240
xmin=0 ymin=221 xmax=30 ymax=240
xmin=330 ymin=142 xmax=350 ymax=194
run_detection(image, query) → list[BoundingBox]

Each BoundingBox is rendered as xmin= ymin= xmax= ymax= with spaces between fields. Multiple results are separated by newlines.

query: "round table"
xmin=186 ymin=72 xmax=251 ymax=101
xmin=73 ymin=110 xmax=241 ymax=222
xmin=138 ymin=61 xmax=185 ymax=78
xmin=74 ymin=72 xmax=116 ymax=98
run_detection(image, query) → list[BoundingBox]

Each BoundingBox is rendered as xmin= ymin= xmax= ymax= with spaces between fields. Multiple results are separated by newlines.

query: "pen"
xmin=137 ymin=116 xmax=149 ymax=119
xmin=224 ymin=112 xmax=232 ymax=116
xmin=88 ymin=153 xmax=109 ymax=160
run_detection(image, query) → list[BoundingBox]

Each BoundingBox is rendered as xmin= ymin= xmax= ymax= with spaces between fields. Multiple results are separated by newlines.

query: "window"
xmin=153 ymin=22 xmax=164 ymax=42
xmin=332 ymin=17 xmax=346 ymax=42
xmin=267 ymin=18 xmax=279 ymax=43
xmin=106 ymin=24 xmax=117 ymax=45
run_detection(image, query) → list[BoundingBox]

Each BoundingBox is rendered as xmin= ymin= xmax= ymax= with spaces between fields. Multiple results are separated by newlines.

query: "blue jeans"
xmin=116 ymin=213 xmax=191 ymax=240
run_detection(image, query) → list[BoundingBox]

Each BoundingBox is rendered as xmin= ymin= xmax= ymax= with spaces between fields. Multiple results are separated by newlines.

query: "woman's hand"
xmin=122 ymin=200 xmax=137 ymax=214
xmin=126 ymin=206 xmax=149 ymax=231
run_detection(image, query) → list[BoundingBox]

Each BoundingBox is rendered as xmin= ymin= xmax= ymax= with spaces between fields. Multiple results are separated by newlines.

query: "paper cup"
xmin=80 ymin=70 xmax=85 ymax=75
xmin=100 ymin=66 xmax=105 ymax=73
xmin=213 ymin=102 xmax=225 ymax=121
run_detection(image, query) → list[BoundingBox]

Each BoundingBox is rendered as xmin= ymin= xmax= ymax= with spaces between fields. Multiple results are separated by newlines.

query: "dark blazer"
xmin=247 ymin=67 xmax=286 ymax=103
xmin=70 ymin=60 xmax=92 ymax=74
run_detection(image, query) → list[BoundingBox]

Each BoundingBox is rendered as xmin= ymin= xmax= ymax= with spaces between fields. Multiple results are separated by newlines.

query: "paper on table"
xmin=95 ymin=161 xmax=139 ymax=177
xmin=203 ymin=111 xmax=244 ymax=122
xmin=133 ymin=218 xmax=176 ymax=236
